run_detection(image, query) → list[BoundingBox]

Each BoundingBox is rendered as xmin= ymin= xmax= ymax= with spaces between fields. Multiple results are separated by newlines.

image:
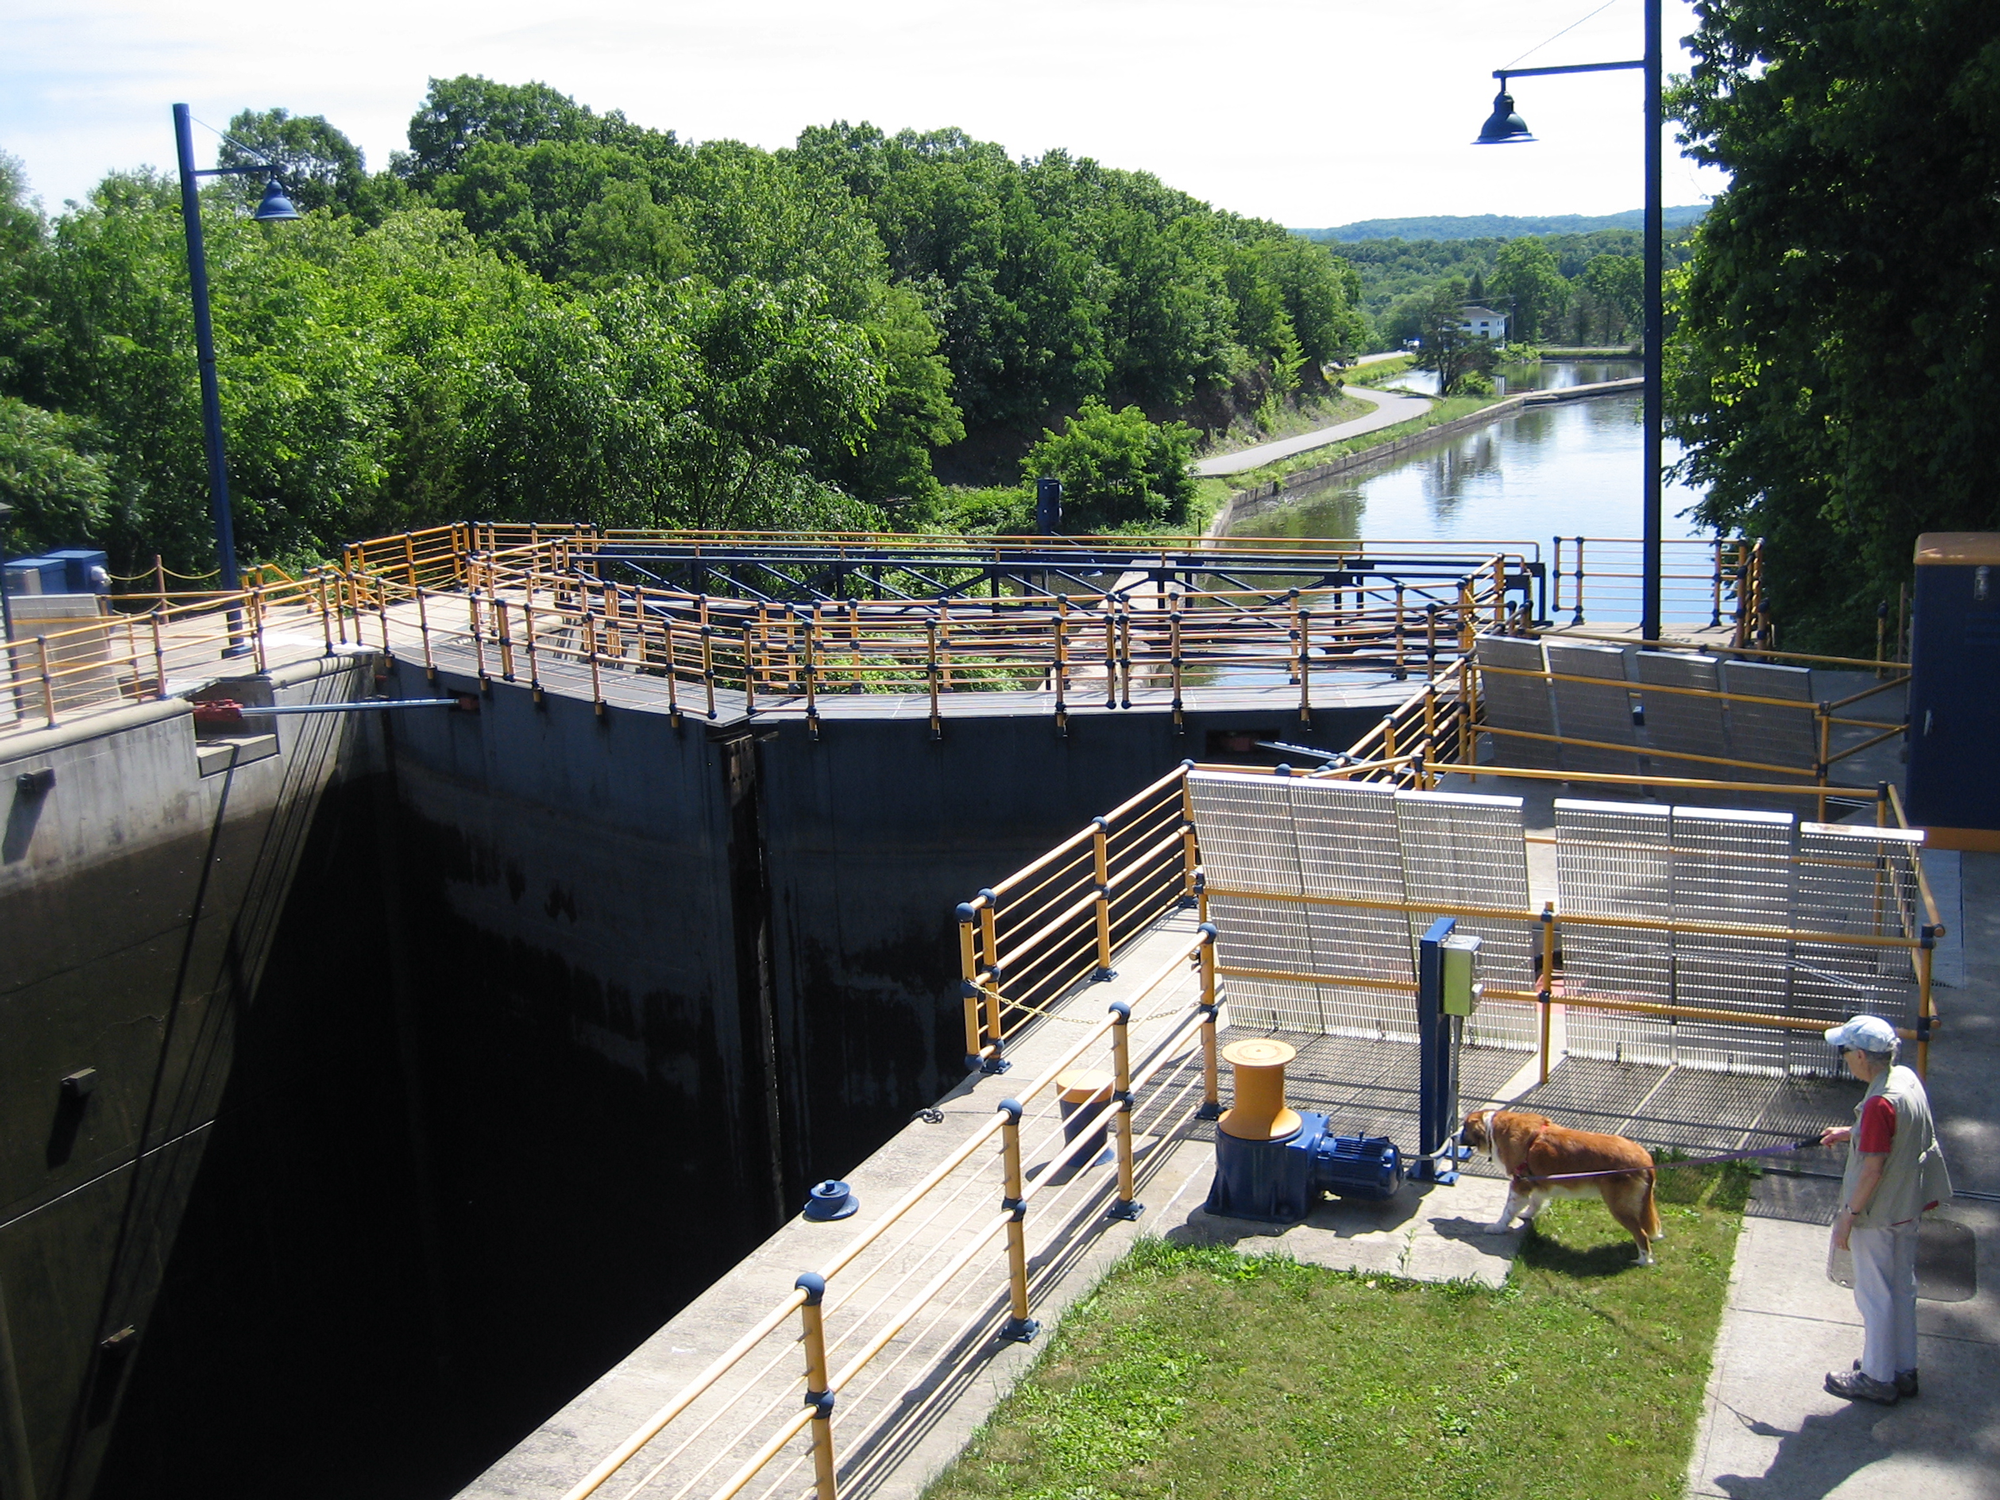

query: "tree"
xmin=1491 ymin=237 xmax=1568 ymax=342
xmin=1020 ymin=399 xmax=1196 ymax=533
xmin=1580 ymin=254 xmax=1643 ymax=342
xmin=218 ymin=109 xmax=368 ymax=215
xmin=0 ymin=398 xmax=111 ymax=552
xmin=398 ymin=75 xmax=672 ymax=187
xmin=1411 ymin=280 xmax=1498 ymax=395
xmin=1668 ymin=0 xmax=2000 ymax=648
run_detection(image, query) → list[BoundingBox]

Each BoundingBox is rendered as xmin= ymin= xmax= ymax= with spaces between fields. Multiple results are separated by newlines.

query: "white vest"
xmin=1842 ymin=1064 xmax=1951 ymax=1229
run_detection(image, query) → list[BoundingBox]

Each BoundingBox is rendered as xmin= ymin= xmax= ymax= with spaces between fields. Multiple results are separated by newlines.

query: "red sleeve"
xmin=1857 ymin=1095 xmax=1897 ymax=1153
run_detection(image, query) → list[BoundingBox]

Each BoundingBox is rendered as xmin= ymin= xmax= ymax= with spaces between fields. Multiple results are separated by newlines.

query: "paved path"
xmin=1194 ymin=380 xmax=1432 ymax=478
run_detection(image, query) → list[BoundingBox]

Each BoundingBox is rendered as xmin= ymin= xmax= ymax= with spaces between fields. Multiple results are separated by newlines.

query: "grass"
xmin=923 ymin=1163 xmax=1754 ymax=1500
xmin=1341 ymin=353 xmax=1418 ymax=385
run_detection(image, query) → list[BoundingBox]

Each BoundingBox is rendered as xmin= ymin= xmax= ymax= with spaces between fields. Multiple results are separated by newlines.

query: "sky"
xmin=1 ymin=0 xmax=1726 ymax=227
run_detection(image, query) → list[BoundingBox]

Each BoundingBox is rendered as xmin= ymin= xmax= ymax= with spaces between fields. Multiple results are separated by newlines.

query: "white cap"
xmin=1825 ymin=1015 xmax=1898 ymax=1052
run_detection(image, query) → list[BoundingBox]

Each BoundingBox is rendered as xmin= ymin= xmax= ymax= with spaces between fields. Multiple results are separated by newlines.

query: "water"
xmin=1378 ymin=358 xmax=1641 ymax=397
xmin=1231 ymin=386 xmax=1708 ymax=549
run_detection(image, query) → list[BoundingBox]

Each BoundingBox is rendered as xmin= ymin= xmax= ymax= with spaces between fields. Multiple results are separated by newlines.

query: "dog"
xmin=1460 ymin=1108 xmax=1662 ymax=1265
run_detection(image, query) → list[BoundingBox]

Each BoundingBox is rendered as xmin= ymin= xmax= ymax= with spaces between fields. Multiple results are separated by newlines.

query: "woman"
xmin=1817 ymin=1014 xmax=1952 ymax=1406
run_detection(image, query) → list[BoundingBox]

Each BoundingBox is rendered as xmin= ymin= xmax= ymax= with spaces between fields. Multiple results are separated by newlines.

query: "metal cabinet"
xmin=1905 ymin=533 xmax=2000 ymax=848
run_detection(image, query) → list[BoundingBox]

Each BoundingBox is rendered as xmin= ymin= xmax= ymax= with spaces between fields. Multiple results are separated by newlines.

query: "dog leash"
xmin=1506 ymin=1137 xmax=1825 ymax=1186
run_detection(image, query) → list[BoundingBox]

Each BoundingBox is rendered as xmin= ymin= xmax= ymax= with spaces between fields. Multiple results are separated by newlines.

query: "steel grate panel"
xmin=1474 ymin=635 xmax=1561 ymax=768
xmin=1721 ymin=659 xmax=1817 ymax=776
xmin=1635 ymin=650 xmax=1727 ymax=771
xmin=1289 ymin=780 xmax=1418 ymax=1041
xmin=1394 ymin=789 xmax=1538 ymax=1051
xmin=1557 ymin=799 xmax=1675 ymax=1067
xmin=1671 ymin=806 xmax=1794 ymax=1075
xmin=1546 ymin=641 xmax=1640 ymax=775
xmin=1790 ymin=823 xmax=1923 ymax=1074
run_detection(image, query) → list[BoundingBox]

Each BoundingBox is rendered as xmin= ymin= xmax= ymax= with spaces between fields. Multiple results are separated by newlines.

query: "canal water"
xmin=1382 ymin=357 xmax=1643 ymax=397
xmin=1229 ymin=379 xmax=1710 ymax=552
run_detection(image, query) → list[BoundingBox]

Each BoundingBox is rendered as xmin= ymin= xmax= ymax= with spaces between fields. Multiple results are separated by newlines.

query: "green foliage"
xmin=1021 ymin=400 xmax=1197 ymax=533
xmin=3 ymin=76 xmax=1374 ymax=570
xmin=1333 ymin=227 xmax=1694 ymax=345
xmin=1668 ymin=0 xmax=2000 ymax=649
xmin=0 ymin=397 xmax=111 ymax=552
xmin=398 ymin=75 xmax=672 ymax=188
xmin=1491 ymin=237 xmax=1569 ymax=343
xmin=926 ymin=1165 xmax=1751 ymax=1500
xmin=218 ymin=109 xmax=370 ymax=217
xmin=0 ymin=153 xmax=45 ymax=390
xmin=1300 ymin=207 xmax=1709 ymax=243
xmin=1410 ymin=280 xmax=1498 ymax=395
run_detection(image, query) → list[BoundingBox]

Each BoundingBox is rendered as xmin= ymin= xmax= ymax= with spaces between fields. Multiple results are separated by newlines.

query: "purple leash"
xmin=1505 ymin=1136 xmax=1825 ymax=1185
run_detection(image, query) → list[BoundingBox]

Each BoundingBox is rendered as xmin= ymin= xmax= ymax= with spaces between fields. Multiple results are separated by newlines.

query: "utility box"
xmin=1906 ymin=533 xmax=2000 ymax=850
xmin=44 ymin=549 xmax=109 ymax=593
xmin=4 ymin=557 xmax=68 ymax=596
xmin=1440 ymin=933 xmax=1483 ymax=1016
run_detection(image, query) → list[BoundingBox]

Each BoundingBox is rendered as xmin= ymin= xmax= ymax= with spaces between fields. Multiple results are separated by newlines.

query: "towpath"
xmin=1195 ymin=362 xmax=1431 ymax=478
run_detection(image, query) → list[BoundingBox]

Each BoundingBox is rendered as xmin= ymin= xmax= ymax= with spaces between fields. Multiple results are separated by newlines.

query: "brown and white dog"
xmin=1460 ymin=1108 xmax=1663 ymax=1265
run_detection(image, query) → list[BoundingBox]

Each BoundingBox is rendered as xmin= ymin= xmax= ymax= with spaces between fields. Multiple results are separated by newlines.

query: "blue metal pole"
xmin=173 ymin=104 xmax=242 ymax=597
xmin=1642 ymin=0 xmax=1663 ymax=643
xmin=1416 ymin=915 xmax=1462 ymax=1184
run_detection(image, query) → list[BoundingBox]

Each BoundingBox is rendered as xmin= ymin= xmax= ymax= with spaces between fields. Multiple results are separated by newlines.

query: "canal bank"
xmin=1206 ymin=376 xmax=1647 ymax=540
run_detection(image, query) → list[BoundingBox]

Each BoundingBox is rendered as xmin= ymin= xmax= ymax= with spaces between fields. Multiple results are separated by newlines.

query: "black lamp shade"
xmin=1475 ymin=90 xmax=1535 ymax=145
xmin=252 ymin=179 xmax=301 ymax=221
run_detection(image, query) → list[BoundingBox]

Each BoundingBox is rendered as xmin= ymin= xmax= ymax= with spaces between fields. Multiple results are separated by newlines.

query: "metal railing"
xmin=1462 ymin=634 xmax=1909 ymax=820
xmin=340 ymin=541 xmax=1518 ymax=736
xmin=558 ymin=923 xmax=1221 ymax=1500
xmin=1551 ymin=535 xmax=1764 ymax=640
xmin=0 ymin=574 xmax=358 ymax=735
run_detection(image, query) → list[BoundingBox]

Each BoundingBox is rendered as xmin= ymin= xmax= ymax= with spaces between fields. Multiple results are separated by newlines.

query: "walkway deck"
xmin=459 ymin=895 xmax=1878 ymax=1500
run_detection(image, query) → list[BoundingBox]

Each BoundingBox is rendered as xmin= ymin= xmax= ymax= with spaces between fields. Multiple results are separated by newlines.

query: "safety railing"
xmin=1462 ymin=634 xmax=1909 ymax=820
xmin=0 ymin=574 xmax=359 ymax=735
xmin=956 ymin=765 xmax=1196 ymax=1071
xmin=350 ymin=548 xmax=1513 ymax=736
xmin=1551 ymin=535 xmax=1764 ymax=641
xmin=558 ymin=923 xmax=1220 ymax=1500
xmin=953 ymin=664 xmax=1478 ymax=1073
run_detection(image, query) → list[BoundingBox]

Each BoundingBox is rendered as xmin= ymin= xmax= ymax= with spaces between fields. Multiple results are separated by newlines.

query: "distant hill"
xmin=1295 ymin=207 xmax=1708 ymax=243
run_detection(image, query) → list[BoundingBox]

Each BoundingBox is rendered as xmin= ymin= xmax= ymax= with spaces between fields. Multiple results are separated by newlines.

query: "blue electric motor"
xmin=1205 ymin=1109 xmax=1405 ymax=1223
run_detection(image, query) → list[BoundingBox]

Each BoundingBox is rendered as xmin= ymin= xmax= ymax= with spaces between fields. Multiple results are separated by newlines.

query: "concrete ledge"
xmin=0 ymin=696 xmax=191 ymax=767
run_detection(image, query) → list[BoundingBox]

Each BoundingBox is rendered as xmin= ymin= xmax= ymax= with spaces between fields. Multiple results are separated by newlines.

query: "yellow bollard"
xmin=1217 ymin=1038 xmax=1302 ymax=1142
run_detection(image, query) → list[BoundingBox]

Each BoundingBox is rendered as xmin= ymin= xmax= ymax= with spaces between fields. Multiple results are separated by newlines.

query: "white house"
xmin=1459 ymin=305 xmax=1507 ymax=345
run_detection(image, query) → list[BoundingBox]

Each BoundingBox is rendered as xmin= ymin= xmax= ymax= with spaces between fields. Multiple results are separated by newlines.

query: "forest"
xmin=1668 ymin=0 xmax=2000 ymax=649
xmin=0 ymin=76 xmax=1369 ymax=573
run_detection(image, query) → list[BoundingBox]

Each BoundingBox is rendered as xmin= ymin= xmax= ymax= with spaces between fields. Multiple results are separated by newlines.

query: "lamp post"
xmin=1476 ymin=0 xmax=1663 ymax=643
xmin=172 ymin=102 xmax=298 ymax=602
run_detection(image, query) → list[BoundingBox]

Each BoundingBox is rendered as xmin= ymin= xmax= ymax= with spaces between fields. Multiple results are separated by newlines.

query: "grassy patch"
xmin=924 ymin=1164 xmax=1753 ymax=1500
xmin=1340 ymin=354 xmax=1418 ymax=385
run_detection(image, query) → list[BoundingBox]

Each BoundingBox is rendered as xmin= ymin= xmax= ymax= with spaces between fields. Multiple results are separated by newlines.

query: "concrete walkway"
xmin=1194 ymin=381 xmax=1432 ymax=477
xmin=1685 ymin=849 xmax=2000 ymax=1498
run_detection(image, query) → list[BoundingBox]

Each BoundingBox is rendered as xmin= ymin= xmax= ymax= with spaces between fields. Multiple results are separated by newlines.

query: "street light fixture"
xmin=172 ymin=102 xmax=298 ymax=603
xmin=1476 ymin=0 xmax=1664 ymax=643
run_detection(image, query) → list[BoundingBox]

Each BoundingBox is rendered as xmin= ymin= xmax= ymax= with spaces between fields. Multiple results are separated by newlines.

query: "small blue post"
xmin=1416 ymin=916 xmax=1464 ymax=1184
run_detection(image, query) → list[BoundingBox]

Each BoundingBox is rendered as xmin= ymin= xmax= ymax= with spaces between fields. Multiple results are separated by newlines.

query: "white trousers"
xmin=1850 ymin=1222 xmax=1919 ymax=1381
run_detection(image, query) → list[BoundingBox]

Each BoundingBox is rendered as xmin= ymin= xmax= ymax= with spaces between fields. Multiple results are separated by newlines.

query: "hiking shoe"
xmin=1826 ymin=1368 xmax=1899 ymax=1405
xmin=1853 ymin=1360 xmax=1918 ymax=1398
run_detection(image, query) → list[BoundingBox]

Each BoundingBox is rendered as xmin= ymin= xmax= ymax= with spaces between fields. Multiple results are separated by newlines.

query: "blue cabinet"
xmin=1905 ymin=533 xmax=2000 ymax=848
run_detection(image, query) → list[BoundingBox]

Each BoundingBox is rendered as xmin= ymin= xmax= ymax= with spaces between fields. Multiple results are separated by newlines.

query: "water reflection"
xmin=1231 ymin=389 xmax=1706 ymax=548
xmin=1378 ymin=358 xmax=1641 ymax=397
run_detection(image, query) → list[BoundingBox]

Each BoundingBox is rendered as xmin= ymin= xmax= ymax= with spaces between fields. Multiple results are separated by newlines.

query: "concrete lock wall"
xmin=1 ymin=643 xmax=1385 ymax=1500
xmin=0 ymin=652 xmax=373 ymax=1500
